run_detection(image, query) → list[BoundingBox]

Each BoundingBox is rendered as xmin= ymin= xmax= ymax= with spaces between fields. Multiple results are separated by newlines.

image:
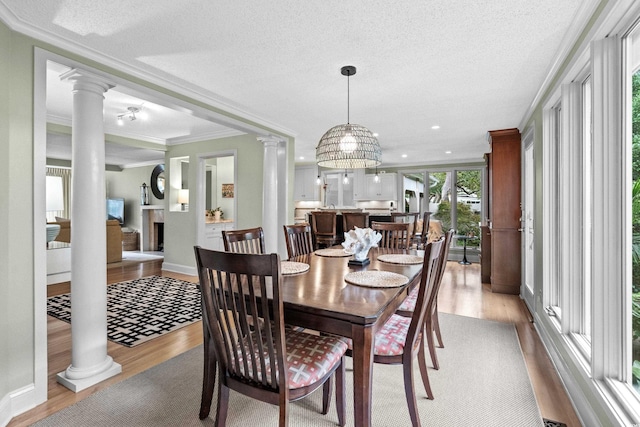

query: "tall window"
xmin=545 ymin=102 xmax=563 ymax=320
xmin=629 ymin=47 xmax=640 ymax=395
xmin=582 ymin=75 xmax=592 ymax=340
xmin=324 ymin=171 xmax=354 ymax=207
xmin=428 ymin=168 xmax=482 ymax=251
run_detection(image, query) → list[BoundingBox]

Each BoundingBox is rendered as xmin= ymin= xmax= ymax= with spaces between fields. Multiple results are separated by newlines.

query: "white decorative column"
xmin=57 ymin=69 xmax=122 ymax=391
xmin=260 ymin=136 xmax=281 ymax=254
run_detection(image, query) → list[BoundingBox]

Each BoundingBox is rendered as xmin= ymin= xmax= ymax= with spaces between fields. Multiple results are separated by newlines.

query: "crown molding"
xmin=167 ymin=129 xmax=245 ymax=145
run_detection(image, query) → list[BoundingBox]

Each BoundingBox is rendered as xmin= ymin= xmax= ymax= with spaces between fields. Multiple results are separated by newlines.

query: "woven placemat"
xmin=377 ymin=254 xmax=423 ymax=265
xmin=314 ymin=248 xmax=350 ymax=257
xmin=281 ymin=261 xmax=310 ymax=275
xmin=344 ymin=270 xmax=409 ymax=288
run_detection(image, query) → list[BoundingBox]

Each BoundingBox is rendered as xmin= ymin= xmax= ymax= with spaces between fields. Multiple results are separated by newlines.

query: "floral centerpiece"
xmin=342 ymin=227 xmax=382 ymax=265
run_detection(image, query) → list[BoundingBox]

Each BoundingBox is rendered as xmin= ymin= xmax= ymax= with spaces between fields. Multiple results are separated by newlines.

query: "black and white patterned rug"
xmin=47 ymin=276 xmax=201 ymax=347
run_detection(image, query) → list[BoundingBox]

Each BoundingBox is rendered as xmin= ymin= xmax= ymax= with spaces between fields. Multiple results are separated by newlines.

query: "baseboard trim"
xmin=161 ymin=262 xmax=196 ymax=277
xmin=0 ymin=383 xmax=40 ymax=427
xmin=533 ymin=312 xmax=621 ymax=426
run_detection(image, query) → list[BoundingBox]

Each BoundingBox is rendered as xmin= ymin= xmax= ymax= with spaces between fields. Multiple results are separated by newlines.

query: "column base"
xmin=56 ymin=361 xmax=122 ymax=392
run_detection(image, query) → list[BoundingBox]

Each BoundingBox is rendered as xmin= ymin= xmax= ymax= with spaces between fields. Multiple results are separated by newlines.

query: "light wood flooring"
xmin=8 ymin=259 xmax=581 ymax=427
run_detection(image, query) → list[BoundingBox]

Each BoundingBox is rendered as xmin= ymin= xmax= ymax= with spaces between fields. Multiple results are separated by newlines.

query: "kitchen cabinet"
xmin=365 ymin=172 xmax=397 ymax=200
xmin=294 ymin=165 xmax=320 ymax=201
xmin=203 ymin=221 xmax=235 ymax=251
xmin=353 ymin=169 xmax=367 ymax=200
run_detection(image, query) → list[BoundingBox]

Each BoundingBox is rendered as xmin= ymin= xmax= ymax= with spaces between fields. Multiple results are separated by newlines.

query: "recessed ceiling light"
xmin=445 ymin=150 xmax=452 ymax=154
xmin=401 ymin=154 xmax=407 ymax=158
xmin=431 ymin=125 xmax=440 ymax=130
xmin=299 ymin=156 xmax=305 ymax=160
xmin=373 ymin=132 xmax=379 ymax=137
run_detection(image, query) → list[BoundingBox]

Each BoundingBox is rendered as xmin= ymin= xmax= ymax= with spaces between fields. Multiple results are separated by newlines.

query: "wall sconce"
xmin=178 ymin=189 xmax=189 ymax=211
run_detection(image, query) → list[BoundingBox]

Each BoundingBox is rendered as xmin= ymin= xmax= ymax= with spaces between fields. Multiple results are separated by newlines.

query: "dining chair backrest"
xmin=342 ymin=212 xmax=370 ymax=232
xmin=222 ymin=227 xmax=265 ymax=254
xmin=406 ymin=239 xmax=444 ymax=356
xmin=283 ymin=223 xmax=314 ymax=259
xmin=391 ymin=212 xmax=419 ymax=245
xmin=371 ymin=221 xmax=412 ymax=249
xmin=419 ymin=212 xmax=432 ymax=249
xmin=311 ymin=211 xmax=339 ymax=248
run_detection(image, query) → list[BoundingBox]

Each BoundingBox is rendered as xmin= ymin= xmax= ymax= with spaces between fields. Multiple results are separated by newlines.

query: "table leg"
xmin=351 ymin=324 xmax=374 ymax=427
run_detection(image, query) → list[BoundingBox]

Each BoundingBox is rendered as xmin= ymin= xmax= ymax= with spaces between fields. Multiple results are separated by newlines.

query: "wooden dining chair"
xmin=193 ymin=247 xmax=348 ymax=426
xmin=283 ymin=223 xmax=314 ymax=259
xmin=344 ymin=239 xmax=444 ymax=427
xmin=222 ymin=226 xmax=265 ymax=254
xmin=342 ymin=212 xmax=370 ymax=232
xmin=311 ymin=211 xmax=340 ymax=249
xmin=392 ymin=212 xmax=420 ymax=248
xmin=397 ymin=229 xmax=454 ymax=370
xmin=418 ymin=212 xmax=432 ymax=250
xmin=372 ymin=221 xmax=412 ymax=249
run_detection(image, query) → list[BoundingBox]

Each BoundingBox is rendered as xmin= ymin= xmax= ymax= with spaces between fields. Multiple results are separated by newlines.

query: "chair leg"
xmin=335 ymin=356 xmax=346 ymax=427
xmin=278 ymin=400 xmax=289 ymax=427
xmin=322 ymin=375 xmax=333 ymax=414
xmin=214 ymin=381 xmax=230 ymax=427
xmin=433 ymin=310 xmax=444 ymax=348
xmin=417 ymin=338 xmax=434 ymax=400
xmin=403 ymin=355 xmax=422 ymax=427
xmin=425 ymin=319 xmax=440 ymax=370
xmin=200 ymin=336 xmax=217 ymax=419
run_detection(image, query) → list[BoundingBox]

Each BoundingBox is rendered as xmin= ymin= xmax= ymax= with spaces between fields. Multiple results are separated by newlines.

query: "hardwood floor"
xmin=9 ymin=259 xmax=581 ymax=426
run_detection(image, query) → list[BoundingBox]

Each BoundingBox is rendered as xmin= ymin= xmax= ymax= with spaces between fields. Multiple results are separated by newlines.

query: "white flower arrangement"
xmin=342 ymin=227 xmax=382 ymax=261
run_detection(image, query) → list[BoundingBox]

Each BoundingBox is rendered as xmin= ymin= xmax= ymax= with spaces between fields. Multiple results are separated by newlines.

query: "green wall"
xmin=0 ymin=20 xmax=36 ymax=397
xmin=164 ymin=134 xmax=264 ymax=268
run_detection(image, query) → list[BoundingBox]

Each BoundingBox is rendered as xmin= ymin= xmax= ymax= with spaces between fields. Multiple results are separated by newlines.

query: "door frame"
xmin=521 ymin=126 xmax=535 ymax=312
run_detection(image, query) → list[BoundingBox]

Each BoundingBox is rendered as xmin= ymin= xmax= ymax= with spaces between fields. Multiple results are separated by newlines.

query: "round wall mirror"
xmin=151 ymin=164 xmax=165 ymax=199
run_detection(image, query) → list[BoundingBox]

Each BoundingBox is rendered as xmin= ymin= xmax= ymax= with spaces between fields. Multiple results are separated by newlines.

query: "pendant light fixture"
xmin=316 ymin=66 xmax=382 ymax=169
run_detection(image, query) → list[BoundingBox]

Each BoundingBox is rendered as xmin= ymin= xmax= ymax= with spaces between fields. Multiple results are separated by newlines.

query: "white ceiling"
xmin=0 ymin=0 xmax=590 ymax=168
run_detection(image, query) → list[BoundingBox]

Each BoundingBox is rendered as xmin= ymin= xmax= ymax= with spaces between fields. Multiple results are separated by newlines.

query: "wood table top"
xmin=283 ymin=246 xmax=424 ymax=326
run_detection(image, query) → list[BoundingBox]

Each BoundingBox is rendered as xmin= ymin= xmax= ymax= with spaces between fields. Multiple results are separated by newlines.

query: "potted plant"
xmin=213 ymin=207 xmax=223 ymax=221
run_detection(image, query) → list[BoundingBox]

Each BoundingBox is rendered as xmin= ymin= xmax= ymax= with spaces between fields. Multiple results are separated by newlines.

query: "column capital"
xmin=60 ymin=68 xmax=115 ymax=94
xmin=258 ymin=135 xmax=284 ymax=147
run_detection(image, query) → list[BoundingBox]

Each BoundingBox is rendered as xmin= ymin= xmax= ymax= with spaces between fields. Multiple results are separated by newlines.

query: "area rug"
xmin=47 ymin=275 xmax=201 ymax=347
xmin=33 ymin=313 xmax=545 ymax=426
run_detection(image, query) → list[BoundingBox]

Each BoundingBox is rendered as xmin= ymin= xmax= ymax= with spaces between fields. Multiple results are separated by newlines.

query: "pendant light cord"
xmin=347 ymin=71 xmax=350 ymax=124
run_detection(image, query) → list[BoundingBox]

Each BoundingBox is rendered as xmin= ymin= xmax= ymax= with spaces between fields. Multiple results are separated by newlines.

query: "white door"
xmin=522 ymin=130 xmax=535 ymax=311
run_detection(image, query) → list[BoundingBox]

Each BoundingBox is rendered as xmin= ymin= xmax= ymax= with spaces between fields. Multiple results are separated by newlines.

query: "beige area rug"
xmin=33 ymin=314 xmax=543 ymax=426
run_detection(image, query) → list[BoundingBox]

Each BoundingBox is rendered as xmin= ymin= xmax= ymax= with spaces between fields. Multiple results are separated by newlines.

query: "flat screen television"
xmin=106 ymin=197 xmax=125 ymax=225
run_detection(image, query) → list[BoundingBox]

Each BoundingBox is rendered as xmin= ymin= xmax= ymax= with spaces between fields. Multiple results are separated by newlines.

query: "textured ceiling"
xmin=0 ymin=0 xmax=588 ymax=167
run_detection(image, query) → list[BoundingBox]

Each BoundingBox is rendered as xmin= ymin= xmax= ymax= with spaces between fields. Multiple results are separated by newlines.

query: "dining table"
xmin=282 ymin=246 xmax=425 ymax=427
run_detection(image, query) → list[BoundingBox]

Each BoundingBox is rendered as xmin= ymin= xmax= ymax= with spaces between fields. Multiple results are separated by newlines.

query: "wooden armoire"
xmin=484 ymin=128 xmax=521 ymax=294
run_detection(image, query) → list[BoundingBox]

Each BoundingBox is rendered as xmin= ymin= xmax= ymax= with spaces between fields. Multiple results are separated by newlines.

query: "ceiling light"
xmin=117 ymin=106 xmax=141 ymax=123
xmin=445 ymin=150 xmax=452 ymax=154
xmin=431 ymin=125 xmax=440 ymax=130
xmin=316 ymin=66 xmax=382 ymax=169
xmin=402 ymin=154 xmax=407 ymax=158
